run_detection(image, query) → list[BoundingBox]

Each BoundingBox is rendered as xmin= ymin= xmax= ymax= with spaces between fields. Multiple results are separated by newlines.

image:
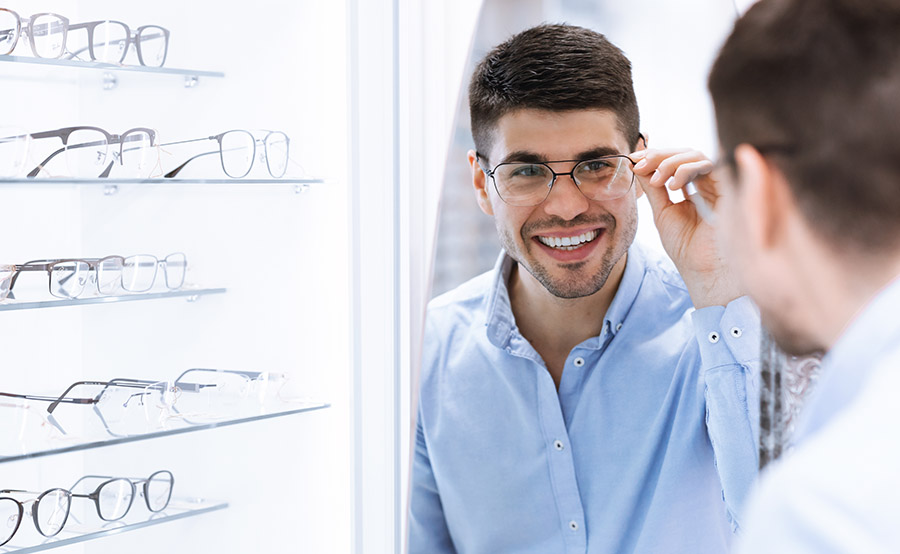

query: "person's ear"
xmin=733 ymin=144 xmax=791 ymax=251
xmin=469 ymin=150 xmax=493 ymax=216
xmin=632 ymin=133 xmax=649 ymax=199
xmin=637 ymin=132 xmax=648 ymax=151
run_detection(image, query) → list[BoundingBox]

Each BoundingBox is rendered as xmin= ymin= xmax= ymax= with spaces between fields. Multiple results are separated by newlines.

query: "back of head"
xmin=709 ymin=0 xmax=900 ymax=254
xmin=469 ymin=24 xmax=640 ymax=160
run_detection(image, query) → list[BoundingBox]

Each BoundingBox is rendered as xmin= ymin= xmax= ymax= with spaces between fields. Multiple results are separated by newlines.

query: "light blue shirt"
xmin=410 ymin=243 xmax=760 ymax=554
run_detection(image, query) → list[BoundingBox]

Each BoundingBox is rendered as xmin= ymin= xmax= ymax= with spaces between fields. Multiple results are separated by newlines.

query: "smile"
xmin=536 ymin=229 xmax=600 ymax=251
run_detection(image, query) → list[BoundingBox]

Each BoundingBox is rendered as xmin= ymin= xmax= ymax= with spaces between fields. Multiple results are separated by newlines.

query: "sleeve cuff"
xmin=691 ymin=295 xmax=761 ymax=369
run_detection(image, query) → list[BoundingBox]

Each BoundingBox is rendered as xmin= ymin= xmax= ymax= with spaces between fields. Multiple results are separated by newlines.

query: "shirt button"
xmin=708 ymin=331 xmax=720 ymax=343
xmin=573 ymin=357 xmax=585 ymax=367
xmin=553 ymin=440 xmax=565 ymax=451
xmin=730 ymin=326 xmax=742 ymax=338
xmin=615 ymin=322 xmax=623 ymax=332
xmin=569 ymin=521 xmax=579 ymax=531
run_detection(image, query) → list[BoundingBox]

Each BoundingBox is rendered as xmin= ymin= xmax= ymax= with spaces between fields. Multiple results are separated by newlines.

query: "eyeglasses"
xmin=0 ymin=9 xmax=169 ymax=67
xmin=0 ymin=488 xmax=71 ymax=546
xmin=1 ymin=253 xmax=187 ymax=301
xmin=163 ymin=130 xmax=290 ymax=179
xmin=0 ymin=9 xmax=68 ymax=58
xmin=22 ymin=126 xmax=160 ymax=179
xmin=477 ymin=153 xmax=637 ymax=207
xmin=0 ymin=126 xmax=31 ymax=178
xmin=64 ymin=21 xmax=169 ymax=67
xmin=69 ymin=470 xmax=174 ymax=522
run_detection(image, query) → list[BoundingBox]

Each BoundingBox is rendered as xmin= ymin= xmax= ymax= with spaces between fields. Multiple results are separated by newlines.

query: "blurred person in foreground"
xmin=707 ymin=0 xmax=900 ymax=551
xmin=409 ymin=24 xmax=761 ymax=553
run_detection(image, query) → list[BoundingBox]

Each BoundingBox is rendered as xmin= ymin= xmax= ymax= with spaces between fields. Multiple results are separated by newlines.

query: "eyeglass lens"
xmin=0 ymin=128 xmax=30 ymax=178
xmin=34 ymin=488 xmax=71 ymax=536
xmin=219 ymin=131 xmax=256 ymax=178
xmin=117 ymin=130 xmax=157 ymax=178
xmin=492 ymin=156 xmax=634 ymax=206
xmin=0 ymin=10 xmax=18 ymax=56
xmin=28 ymin=14 xmax=67 ymax=59
xmin=64 ymin=128 xmax=109 ymax=178
xmin=95 ymin=478 xmax=134 ymax=520
xmin=0 ymin=497 xmax=21 ymax=546
xmin=136 ymin=26 xmax=167 ymax=67
xmin=144 ymin=471 xmax=173 ymax=511
xmin=264 ymin=132 xmax=290 ymax=178
xmin=49 ymin=261 xmax=90 ymax=299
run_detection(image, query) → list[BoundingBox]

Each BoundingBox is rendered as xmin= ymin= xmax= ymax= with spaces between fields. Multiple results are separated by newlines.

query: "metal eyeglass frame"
xmin=0 ymin=9 xmax=69 ymax=58
xmin=476 ymin=152 xmax=637 ymax=207
xmin=63 ymin=20 xmax=169 ymax=67
xmin=68 ymin=470 xmax=174 ymax=522
xmin=25 ymin=126 xmax=158 ymax=179
xmin=0 ymin=488 xmax=72 ymax=546
xmin=162 ymin=130 xmax=290 ymax=179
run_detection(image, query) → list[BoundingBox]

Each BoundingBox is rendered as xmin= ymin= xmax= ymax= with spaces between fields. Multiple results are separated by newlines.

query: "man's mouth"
xmin=536 ymin=229 xmax=601 ymax=251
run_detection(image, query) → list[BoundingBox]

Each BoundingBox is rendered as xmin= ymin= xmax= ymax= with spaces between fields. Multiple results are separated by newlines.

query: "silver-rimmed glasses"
xmin=1 ymin=252 xmax=187 ymax=301
xmin=0 ymin=9 xmax=68 ymax=58
xmin=163 ymin=130 xmax=290 ymax=179
xmin=477 ymin=153 xmax=637 ymax=207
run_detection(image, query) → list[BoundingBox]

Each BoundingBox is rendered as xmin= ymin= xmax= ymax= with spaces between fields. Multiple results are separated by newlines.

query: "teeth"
xmin=537 ymin=230 xmax=600 ymax=250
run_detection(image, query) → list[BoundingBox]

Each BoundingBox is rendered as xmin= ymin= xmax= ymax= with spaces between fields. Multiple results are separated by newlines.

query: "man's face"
xmin=473 ymin=108 xmax=639 ymax=299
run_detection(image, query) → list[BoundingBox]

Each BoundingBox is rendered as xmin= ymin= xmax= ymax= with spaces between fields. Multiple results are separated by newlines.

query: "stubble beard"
xmin=496 ymin=209 xmax=637 ymax=299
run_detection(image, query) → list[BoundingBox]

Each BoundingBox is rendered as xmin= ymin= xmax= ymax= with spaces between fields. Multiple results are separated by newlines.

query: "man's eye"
xmin=510 ymin=165 xmax=544 ymax=178
xmin=581 ymin=160 xmax=614 ymax=172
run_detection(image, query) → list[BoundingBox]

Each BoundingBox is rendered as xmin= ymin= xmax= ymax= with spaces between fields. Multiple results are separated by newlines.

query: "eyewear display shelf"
xmin=0 ymin=178 xmax=325 ymax=186
xmin=0 ymin=498 xmax=228 ymax=554
xmin=0 ymin=288 xmax=227 ymax=311
xmin=0 ymin=400 xmax=331 ymax=464
xmin=0 ymin=54 xmax=225 ymax=79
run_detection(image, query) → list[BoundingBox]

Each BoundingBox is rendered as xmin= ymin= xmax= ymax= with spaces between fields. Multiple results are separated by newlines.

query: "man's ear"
xmin=733 ymin=144 xmax=792 ymax=251
xmin=632 ymin=133 xmax=649 ymax=199
xmin=637 ymin=132 xmax=648 ymax=151
xmin=468 ymin=149 xmax=494 ymax=216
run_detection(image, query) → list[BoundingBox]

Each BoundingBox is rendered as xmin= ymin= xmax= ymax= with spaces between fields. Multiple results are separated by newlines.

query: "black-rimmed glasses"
xmin=477 ymin=153 xmax=637 ymax=207
xmin=0 ymin=9 xmax=68 ymax=58
xmin=24 ymin=126 xmax=159 ymax=179
xmin=69 ymin=470 xmax=174 ymax=522
xmin=163 ymin=130 xmax=290 ymax=179
xmin=0 ymin=488 xmax=71 ymax=546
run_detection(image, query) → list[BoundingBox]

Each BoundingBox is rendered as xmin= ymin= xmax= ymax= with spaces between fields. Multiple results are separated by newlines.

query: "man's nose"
xmin=542 ymin=174 xmax=590 ymax=220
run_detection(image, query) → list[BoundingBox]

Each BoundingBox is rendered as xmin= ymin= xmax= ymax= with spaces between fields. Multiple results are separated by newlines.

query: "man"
xmin=410 ymin=24 xmax=759 ymax=553
xmin=707 ymin=0 xmax=900 ymax=551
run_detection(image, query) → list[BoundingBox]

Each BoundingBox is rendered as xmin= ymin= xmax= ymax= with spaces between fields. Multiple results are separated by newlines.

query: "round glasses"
xmin=0 ymin=488 xmax=72 ymax=546
xmin=480 ymin=154 xmax=636 ymax=207
xmin=69 ymin=470 xmax=174 ymax=522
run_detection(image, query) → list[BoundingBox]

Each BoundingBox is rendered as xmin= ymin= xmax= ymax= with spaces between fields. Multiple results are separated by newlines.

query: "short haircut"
xmin=468 ymin=24 xmax=640 ymax=160
xmin=709 ymin=0 xmax=900 ymax=253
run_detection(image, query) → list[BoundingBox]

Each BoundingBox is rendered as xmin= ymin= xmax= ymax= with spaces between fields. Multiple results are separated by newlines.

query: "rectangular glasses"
xmin=163 ymin=130 xmax=290 ymax=179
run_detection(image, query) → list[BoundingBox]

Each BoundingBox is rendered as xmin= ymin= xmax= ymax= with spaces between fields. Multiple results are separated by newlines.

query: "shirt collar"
xmin=483 ymin=244 xmax=648 ymax=350
xmin=794 ymin=273 xmax=900 ymax=441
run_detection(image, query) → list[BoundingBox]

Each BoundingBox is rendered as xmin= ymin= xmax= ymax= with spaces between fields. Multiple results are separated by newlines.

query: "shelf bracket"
xmin=102 ymin=72 xmax=118 ymax=90
xmin=184 ymin=75 xmax=199 ymax=88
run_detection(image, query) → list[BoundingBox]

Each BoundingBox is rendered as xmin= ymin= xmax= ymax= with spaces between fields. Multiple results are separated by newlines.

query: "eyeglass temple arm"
xmin=164 ymin=150 xmax=218 ymax=178
xmin=27 ymin=137 xmax=114 ymax=178
xmin=47 ymin=379 xmax=150 ymax=414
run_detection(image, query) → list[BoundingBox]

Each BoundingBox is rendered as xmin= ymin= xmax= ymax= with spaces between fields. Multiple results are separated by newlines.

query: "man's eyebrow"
xmin=499 ymin=146 xmax=624 ymax=165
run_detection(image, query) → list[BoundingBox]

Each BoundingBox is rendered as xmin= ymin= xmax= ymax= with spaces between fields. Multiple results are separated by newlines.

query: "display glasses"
xmin=0 ymin=9 xmax=68 ymax=58
xmin=0 ymin=488 xmax=71 ymax=546
xmin=1 ymin=252 xmax=187 ymax=301
xmin=69 ymin=470 xmax=174 ymax=522
xmin=477 ymin=153 xmax=637 ymax=207
xmin=24 ymin=126 xmax=159 ymax=179
xmin=0 ymin=127 xmax=31 ymax=178
xmin=163 ymin=130 xmax=290 ymax=179
xmin=65 ymin=21 xmax=169 ymax=67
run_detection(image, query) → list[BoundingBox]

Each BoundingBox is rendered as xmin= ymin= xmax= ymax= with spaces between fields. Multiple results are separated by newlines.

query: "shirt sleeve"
xmin=691 ymin=295 xmax=761 ymax=532
xmin=408 ymin=411 xmax=457 ymax=553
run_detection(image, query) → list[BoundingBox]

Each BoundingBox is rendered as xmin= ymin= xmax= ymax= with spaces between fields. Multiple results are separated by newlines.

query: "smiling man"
xmin=409 ymin=24 xmax=760 ymax=553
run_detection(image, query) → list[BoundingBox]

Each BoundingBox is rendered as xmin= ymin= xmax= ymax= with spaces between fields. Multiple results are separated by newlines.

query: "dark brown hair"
xmin=469 ymin=24 xmax=640 ymax=160
xmin=709 ymin=0 xmax=900 ymax=252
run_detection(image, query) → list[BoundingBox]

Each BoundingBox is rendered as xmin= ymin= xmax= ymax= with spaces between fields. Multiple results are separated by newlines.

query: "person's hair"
xmin=468 ymin=24 xmax=640 ymax=160
xmin=709 ymin=0 xmax=900 ymax=253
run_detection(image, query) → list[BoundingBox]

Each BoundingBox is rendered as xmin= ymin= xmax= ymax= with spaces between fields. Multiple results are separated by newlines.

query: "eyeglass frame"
xmin=0 ymin=9 xmax=69 ymax=58
xmin=64 ymin=21 xmax=169 ymax=67
xmin=25 ymin=126 xmax=159 ymax=179
xmin=0 ymin=487 xmax=72 ymax=545
xmin=162 ymin=130 xmax=291 ymax=179
xmin=68 ymin=470 xmax=174 ymax=522
xmin=476 ymin=151 xmax=638 ymax=207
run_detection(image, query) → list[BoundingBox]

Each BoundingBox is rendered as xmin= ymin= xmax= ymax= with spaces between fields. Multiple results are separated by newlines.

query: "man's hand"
xmin=630 ymin=148 xmax=742 ymax=309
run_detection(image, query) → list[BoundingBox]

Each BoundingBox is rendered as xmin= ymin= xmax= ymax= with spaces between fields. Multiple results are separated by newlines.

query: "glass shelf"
xmin=0 ymin=178 xmax=325 ymax=186
xmin=0 ymin=498 xmax=228 ymax=553
xmin=0 ymin=399 xmax=330 ymax=464
xmin=0 ymin=288 xmax=227 ymax=312
xmin=0 ymin=54 xmax=224 ymax=78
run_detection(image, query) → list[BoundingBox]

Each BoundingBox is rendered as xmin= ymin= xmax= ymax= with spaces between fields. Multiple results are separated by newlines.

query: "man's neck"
xmin=508 ymin=254 xmax=628 ymax=382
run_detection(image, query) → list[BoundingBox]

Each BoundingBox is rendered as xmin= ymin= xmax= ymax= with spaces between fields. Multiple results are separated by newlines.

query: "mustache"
xmin=521 ymin=213 xmax=615 ymax=237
